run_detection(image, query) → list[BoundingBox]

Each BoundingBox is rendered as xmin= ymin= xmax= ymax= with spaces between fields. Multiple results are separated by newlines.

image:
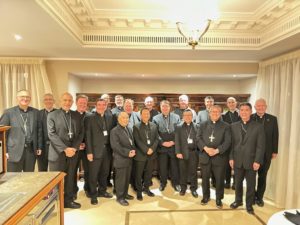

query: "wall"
xmin=68 ymin=74 xmax=82 ymax=110
xmin=45 ymin=59 xmax=259 ymax=100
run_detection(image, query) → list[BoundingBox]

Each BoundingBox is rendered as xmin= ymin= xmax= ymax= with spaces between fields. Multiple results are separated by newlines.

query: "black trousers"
xmin=115 ymin=165 xmax=132 ymax=200
xmin=256 ymin=159 xmax=271 ymax=200
xmin=201 ymin=160 xmax=225 ymax=200
xmin=49 ymin=151 xmax=78 ymax=204
xmin=7 ymin=143 xmax=36 ymax=172
xmin=158 ymin=151 xmax=180 ymax=187
xmin=74 ymin=149 xmax=90 ymax=195
xmin=234 ymin=167 xmax=256 ymax=207
xmin=135 ymin=159 xmax=154 ymax=192
xmin=37 ymin=143 xmax=49 ymax=171
xmin=225 ymin=154 xmax=235 ymax=185
xmin=178 ymin=150 xmax=199 ymax=192
xmin=88 ymin=153 xmax=111 ymax=198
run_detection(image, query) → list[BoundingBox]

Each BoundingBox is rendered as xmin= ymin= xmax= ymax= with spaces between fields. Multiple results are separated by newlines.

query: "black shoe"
xmin=137 ymin=192 xmax=143 ymax=201
xmin=125 ymin=194 xmax=134 ymax=200
xmin=224 ymin=183 xmax=230 ymax=189
xmin=91 ymin=198 xmax=98 ymax=205
xmin=246 ymin=206 xmax=255 ymax=215
xmin=230 ymin=202 xmax=243 ymax=209
xmin=191 ymin=191 xmax=198 ymax=198
xmin=216 ymin=199 xmax=223 ymax=209
xmin=85 ymin=191 xmax=91 ymax=198
xmin=232 ymin=184 xmax=235 ymax=190
xmin=64 ymin=201 xmax=81 ymax=209
xmin=98 ymin=192 xmax=113 ymax=198
xmin=117 ymin=199 xmax=129 ymax=206
xmin=143 ymin=189 xmax=155 ymax=197
xmin=107 ymin=182 xmax=113 ymax=188
xmin=179 ymin=190 xmax=186 ymax=196
xmin=174 ymin=185 xmax=181 ymax=192
xmin=201 ymin=198 xmax=210 ymax=205
xmin=159 ymin=184 xmax=166 ymax=191
xmin=73 ymin=194 xmax=77 ymax=201
xmin=255 ymin=199 xmax=264 ymax=207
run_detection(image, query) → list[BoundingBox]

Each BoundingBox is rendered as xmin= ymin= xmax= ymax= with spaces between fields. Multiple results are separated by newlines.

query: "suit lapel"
xmin=242 ymin=122 xmax=253 ymax=144
xmin=14 ymin=107 xmax=26 ymax=133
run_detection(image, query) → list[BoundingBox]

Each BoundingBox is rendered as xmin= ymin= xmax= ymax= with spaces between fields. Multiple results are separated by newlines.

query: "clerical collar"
xmin=97 ymin=112 xmax=105 ymax=117
xmin=61 ymin=108 xmax=70 ymax=114
xmin=142 ymin=121 xmax=149 ymax=126
xmin=256 ymin=113 xmax=265 ymax=119
xmin=46 ymin=108 xmax=54 ymax=113
xmin=186 ymin=123 xmax=191 ymax=126
xmin=230 ymin=109 xmax=238 ymax=113
xmin=78 ymin=111 xmax=85 ymax=115
xmin=241 ymin=119 xmax=251 ymax=124
xmin=210 ymin=119 xmax=218 ymax=124
xmin=163 ymin=114 xmax=169 ymax=118
xmin=19 ymin=107 xmax=29 ymax=113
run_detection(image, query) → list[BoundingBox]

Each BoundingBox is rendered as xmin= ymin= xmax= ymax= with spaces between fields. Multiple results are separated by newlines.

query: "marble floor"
xmin=52 ymin=178 xmax=283 ymax=225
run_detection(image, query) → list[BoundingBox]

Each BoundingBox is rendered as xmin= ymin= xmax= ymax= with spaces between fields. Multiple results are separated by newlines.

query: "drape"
xmin=0 ymin=57 xmax=52 ymax=114
xmin=256 ymin=49 xmax=300 ymax=208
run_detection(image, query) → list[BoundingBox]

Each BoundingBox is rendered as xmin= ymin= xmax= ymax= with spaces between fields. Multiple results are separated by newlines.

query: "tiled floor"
xmin=50 ymin=178 xmax=283 ymax=225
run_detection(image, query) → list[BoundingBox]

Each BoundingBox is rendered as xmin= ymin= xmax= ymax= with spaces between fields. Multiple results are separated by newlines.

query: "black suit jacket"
xmin=222 ymin=110 xmax=240 ymax=124
xmin=47 ymin=109 xmax=84 ymax=162
xmin=85 ymin=111 xmax=114 ymax=159
xmin=251 ymin=113 xmax=279 ymax=162
xmin=175 ymin=122 xmax=198 ymax=160
xmin=38 ymin=108 xmax=56 ymax=151
xmin=110 ymin=125 xmax=136 ymax=168
xmin=197 ymin=120 xmax=231 ymax=165
xmin=133 ymin=121 xmax=159 ymax=161
xmin=230 ymin=120 xmax=265 ymax=169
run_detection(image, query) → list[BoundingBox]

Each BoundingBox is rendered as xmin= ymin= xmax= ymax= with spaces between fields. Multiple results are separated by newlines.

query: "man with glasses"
xmin=0 ymin=89 xmax=41 ymax=172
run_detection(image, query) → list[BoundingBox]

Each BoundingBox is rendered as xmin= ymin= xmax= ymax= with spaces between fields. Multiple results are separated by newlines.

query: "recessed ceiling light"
xmin=187 ymin=74 xmax=191 ymax=78
xmin=141 ymin=74 xmax=145 ymax=77
xmin=14 ymin=34 xmax=23 ymax=41
xmin=233 ymin=74 xmax=237 ymax=78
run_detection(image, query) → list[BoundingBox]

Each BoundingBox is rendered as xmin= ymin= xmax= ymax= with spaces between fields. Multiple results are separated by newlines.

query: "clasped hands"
xmin=203 ymin=146 xmax=219 ymax=156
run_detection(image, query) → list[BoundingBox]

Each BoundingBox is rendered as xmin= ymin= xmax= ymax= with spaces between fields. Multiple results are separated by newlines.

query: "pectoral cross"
xmin=209 ymin=134 xmax=215 ymax=143
xmin=68 ymin=131 xmax=73 ymax=139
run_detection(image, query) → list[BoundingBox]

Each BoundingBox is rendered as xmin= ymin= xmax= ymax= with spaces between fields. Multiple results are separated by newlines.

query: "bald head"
xmin=118 ymin=112 xmax=129 ymax=127
xmin=254 ymin=98 xmax=267 ymax=116
xmin=61 ymin=92 xmax=73 ymax=111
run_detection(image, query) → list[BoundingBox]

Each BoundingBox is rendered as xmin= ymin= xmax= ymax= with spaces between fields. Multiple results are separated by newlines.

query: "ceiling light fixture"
xmin=176 ymin=20 xmax=211 ymax=50
xmin=14 ymin=34 xmax=23 ymax=41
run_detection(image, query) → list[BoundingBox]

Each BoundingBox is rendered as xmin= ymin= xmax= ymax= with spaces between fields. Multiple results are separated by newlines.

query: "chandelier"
xmin=176 ymin=19 xmax=211 ymax=50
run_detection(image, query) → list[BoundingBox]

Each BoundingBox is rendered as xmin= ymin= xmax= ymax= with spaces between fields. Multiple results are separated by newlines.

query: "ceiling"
xmin=0 ymin=0 xmax=299 ymax=62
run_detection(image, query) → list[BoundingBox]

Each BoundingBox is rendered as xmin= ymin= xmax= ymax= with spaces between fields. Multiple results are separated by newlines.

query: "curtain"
xmin=0 ymin=57 xmax=52 ymax=114
xmin=256 ymin=49 xmax=300 ymax=209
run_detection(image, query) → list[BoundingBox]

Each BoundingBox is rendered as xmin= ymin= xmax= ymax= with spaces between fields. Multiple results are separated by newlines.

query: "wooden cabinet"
xmin=0 ymin=126 xmax=10 ymax=174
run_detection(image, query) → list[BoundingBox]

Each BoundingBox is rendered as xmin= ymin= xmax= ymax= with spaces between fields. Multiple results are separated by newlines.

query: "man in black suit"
xmin=144 ymin=96 xmax=159 ymax=121
xmin=133 ymin=108 xmax=159 ymax=201
xmin=47 ymin=92 xmax=84 ymax=209
xmin=229 ymin=103 xmax=265 ymax=214
xmin=74 ymin=94 xmax=91 ymax=200
xmin=0 ymin=90 xmax=41 ymax=172
xmin=175 ymin=109 xmax=199 ymax=198
xmin=252 ymin=98 xmax=279 ymax=207
xmin=110 ymin=112 xmax=136 ymax=206
xmin=153 ymin=100 xmax=181 ymax=192
xmin=37 ymin=93 xmax=56 ymax=171
xmin=86 ymin=98 xmax=114 ymax=205
xmin=222 ymin=97 xmax=240 ymax=189
xmin=197 ymin=105 xmax=231 ymax=208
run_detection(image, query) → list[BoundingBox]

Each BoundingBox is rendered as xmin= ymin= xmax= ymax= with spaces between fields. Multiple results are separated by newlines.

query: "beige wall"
xmin=45 ymin=60 xmax=258 ymax=101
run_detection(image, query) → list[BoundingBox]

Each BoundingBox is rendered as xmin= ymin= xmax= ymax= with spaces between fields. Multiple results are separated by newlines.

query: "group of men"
xmin=0 ymin=91 xmax=278 ymax=215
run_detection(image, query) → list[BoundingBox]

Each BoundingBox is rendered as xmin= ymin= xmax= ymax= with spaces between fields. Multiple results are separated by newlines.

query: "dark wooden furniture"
xmin=0 ymin=126 xmax=10 ymax=174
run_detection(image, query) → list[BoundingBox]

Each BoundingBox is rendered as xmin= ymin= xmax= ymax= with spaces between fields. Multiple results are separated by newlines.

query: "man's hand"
xmin=147 ymin=148 xmax=153 ymax=155
xmin=36 ymin=149 xmax=42 ymax=156
xmin=79 ymin=143 xmax=85 ymax=150
xmin=129 ymin=150 xmax=136 ymax=158
xmin=64 ymin=147 xmax=76 ymax=157
xmin=272 ymin=153 xmax=278 ymax=159
xmin=87 ymin=154 xmax=93 ymax=162
xmin=253 ymin=162 xmax=260 ymax=171
xmin=162 ymin=141 xmax=172 ymax=148
xmin=176 ymin=153 xmax=183 ymax=159
xmin=229 ymin=160 xmax=234 ymax=169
